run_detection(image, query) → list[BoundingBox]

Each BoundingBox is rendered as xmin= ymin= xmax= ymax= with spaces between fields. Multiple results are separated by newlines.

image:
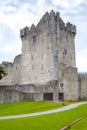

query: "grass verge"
xmin=0 ymin=101 xmax=71 ymax=116
xmin=0 ymin=102 xmax=87 ymax=130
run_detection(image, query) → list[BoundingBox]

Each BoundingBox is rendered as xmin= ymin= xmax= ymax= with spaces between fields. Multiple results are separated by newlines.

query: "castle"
xmin=0 ymin=10 xmax=87 ymax=103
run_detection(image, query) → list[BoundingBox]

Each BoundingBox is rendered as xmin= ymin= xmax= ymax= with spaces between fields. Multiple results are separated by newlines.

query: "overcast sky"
xmin=0 ymin=0 xmax=87 ymax=72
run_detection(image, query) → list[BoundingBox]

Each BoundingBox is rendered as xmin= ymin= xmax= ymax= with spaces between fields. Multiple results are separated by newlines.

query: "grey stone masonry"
xmin=0 ymin=10 xmax=87 ymax=103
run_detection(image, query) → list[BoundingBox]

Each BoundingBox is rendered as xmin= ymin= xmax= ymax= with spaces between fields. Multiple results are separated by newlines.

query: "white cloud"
xmin=76 ymin=50 xmax=87 ymax=72
xmin=2 ymin=45 xmax=12 ymax=53
xmin=0 ymin=4 xmax=35 ymax=31
xmin=53 ymin=0 xmax=69 ymax=8
xmin=0 ymin=0 xmax=87 ymax=72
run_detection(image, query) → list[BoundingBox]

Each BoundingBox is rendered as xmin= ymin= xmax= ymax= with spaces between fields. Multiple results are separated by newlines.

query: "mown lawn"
xmin=0 ymin=102 xmax=87 ymax=130
xmin=0 ymin=101 xmax=71 ymax=116
xmin=70 ymin=116 xmax=87 ymax=130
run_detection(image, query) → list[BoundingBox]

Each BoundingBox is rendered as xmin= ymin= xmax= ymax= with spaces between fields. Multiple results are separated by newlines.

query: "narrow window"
xmin=41 ymin=53 xmax=44 ymax=59
xmin=32 ymin=36 xmax=36 ymax=43
xmin=62 ymin=52 xmax=64 ymax=58
xmin=41 ymin=64 xmax=43 ymax=70
xmin=66 ymin=35 xmax=68 ymax=42
xmin=31 ymin=55 xmax=33 ymax=61
xmin=32 ymin=65 xmax=34 ymax=70
xmin=65 ymin=49 xmax=67 ymax=55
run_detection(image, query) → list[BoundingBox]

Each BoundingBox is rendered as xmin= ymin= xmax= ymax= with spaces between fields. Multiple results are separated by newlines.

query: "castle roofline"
xmin=20 ymin=10 xmax=76 ymax=40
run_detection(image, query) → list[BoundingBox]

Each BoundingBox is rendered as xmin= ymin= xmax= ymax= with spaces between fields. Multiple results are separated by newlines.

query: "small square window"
xmin=62 ymin=64 xmax=66 ymax=67
xmin=60 ymin=83 xmax=64 ymax=87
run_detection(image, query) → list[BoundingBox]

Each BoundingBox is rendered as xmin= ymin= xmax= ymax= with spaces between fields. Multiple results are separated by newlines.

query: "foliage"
xmin=0 ymin=65 xmax=7 ymax=80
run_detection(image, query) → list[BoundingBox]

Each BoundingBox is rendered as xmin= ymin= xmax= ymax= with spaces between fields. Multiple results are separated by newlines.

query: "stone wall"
xmin=20 ymin=10 xmax=76 ymax=85
xmin=78 ymin=74 xmax=87 ymax=99
xmin=0 ymin=10 xmax=87 ymax=103
xmin=20 ymin=11 xmax=59 ymax=84
xmin=62 ymin=67 xmax=79 ymax=101
xmin=0 ymin=72 xmax=87 ymax=103
xmin=0 ymin=80 xmax=59 ymax=103
xmin=0 ymin=10 xmax=76 ymax=85
xmin=12 ymin=55 xmax=22 ymax=85
xmin=0 ymin=55 xmax=22 ymax=86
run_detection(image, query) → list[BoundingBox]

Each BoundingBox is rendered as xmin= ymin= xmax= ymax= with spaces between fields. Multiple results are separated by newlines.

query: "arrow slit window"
xmin=32 ymin=36 xmax=36 ymax=43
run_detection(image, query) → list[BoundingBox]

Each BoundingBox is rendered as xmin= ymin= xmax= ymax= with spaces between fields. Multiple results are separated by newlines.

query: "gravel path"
xmin=0 ymin=102 xmax=87 ymax=120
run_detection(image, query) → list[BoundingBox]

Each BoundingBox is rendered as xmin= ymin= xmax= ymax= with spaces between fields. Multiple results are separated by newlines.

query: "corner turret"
xmin=66 ymin=22 xmax=76 ymax=37
xmin=20 ymin=26 xmax=29 ymax=40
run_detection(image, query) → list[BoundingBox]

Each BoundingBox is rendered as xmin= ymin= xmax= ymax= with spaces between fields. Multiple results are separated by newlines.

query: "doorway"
xmin=59 ymin=93 xmax=64 ymax=101
xmin=43 ymin=93 xmax=53 ymax=101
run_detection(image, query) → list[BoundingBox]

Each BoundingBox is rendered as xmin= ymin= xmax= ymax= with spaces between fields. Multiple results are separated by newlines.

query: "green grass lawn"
xmin=0 ymin=101 xmax=71 ymax=116
xmin=70 ymin=117 xmax=87 ymax=130
xmin=70 ymin=116 xmax=87 ymax=130
xmin=0 ymin=102 xmax=87 ymax=130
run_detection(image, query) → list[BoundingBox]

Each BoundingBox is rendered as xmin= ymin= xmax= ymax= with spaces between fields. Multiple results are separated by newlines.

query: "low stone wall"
xmin=78 ymin=74 xmax=87 ymax=99
xmin=0 ymin=80 xmax=59 ymax=103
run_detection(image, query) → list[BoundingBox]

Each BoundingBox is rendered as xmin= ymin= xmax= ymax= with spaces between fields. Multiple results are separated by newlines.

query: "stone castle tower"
xmin=20 ymin=10 xmax=76 ymax=84
xmin=0 ymin=10 xmax=87 ymax=103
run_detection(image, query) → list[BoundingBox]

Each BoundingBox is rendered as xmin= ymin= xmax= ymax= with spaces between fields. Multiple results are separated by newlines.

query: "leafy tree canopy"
xmin=0 ymin=65 xmax=7 ymax=80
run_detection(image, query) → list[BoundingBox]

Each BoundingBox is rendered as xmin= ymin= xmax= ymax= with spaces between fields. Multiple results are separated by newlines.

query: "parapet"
xmin=65 ymin=22 xmax=76 ymax=36
xmin=20 ymin=26 xmax=30 ymax=40
xmin=20 ymin=10 xmax=76 ymax=40
xmin=59 ymin=17 xmax=65 ymax=30
xmin=1 ymin=61 xmax=13 ymax=65
xmin=78 ymin=73 xmax=87 ymax=79
xmin=1 ymin=62 xmax=13 ymax=69
xmin=13 ymin=55 xmax=22 ymax=63
xmin=30 ymin=24 xmax=36 ymax=34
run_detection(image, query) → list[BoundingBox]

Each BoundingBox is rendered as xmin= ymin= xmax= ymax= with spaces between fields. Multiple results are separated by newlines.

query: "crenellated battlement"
xmin=65 ymin=22 xmax=76 ymax=36
xmin=30 ymin=24 xmax=36 ymax=34
xmin=20 ymin=26 xmax=30 ymax=40
xmin=20 ymin=10 xmax=76 ymax=41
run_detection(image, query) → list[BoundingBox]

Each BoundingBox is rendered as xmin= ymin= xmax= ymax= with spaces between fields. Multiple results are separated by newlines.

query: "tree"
xmin=0 ymin=65 xmax=7 ymax=80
